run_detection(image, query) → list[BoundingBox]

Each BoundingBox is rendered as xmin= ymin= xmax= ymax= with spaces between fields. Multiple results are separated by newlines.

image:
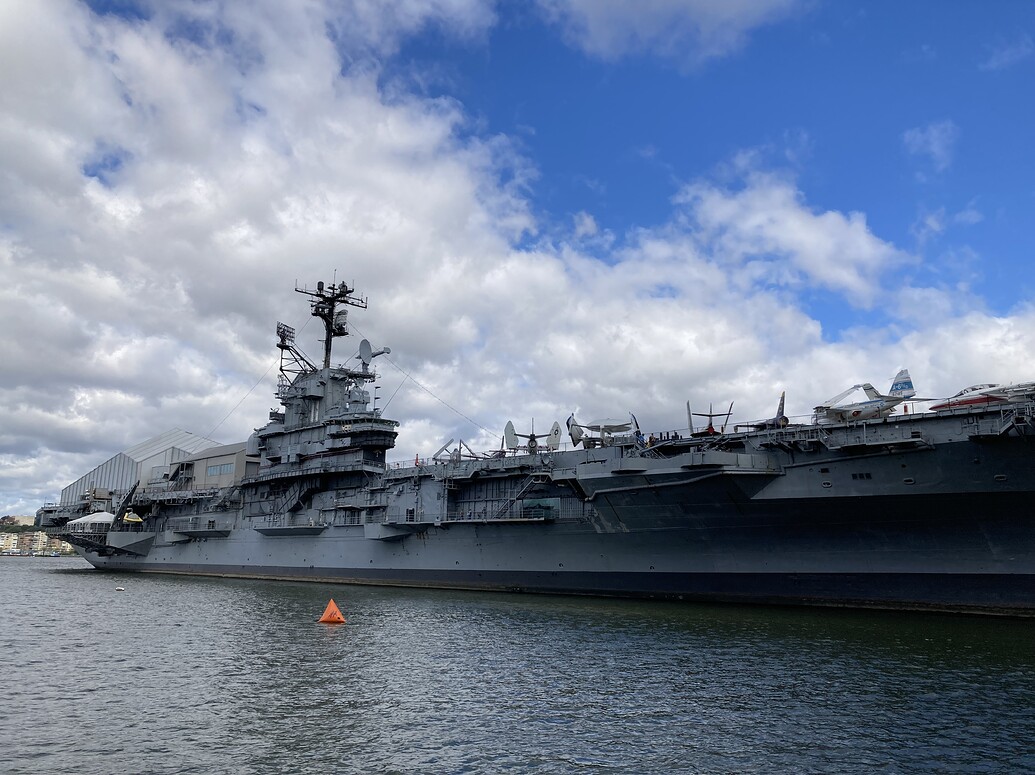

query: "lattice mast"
xmin=296 ymin=280 xmax=367 ymax=369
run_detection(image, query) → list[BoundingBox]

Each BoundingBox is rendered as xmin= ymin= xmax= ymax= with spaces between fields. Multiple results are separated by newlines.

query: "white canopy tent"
xmin=66 ymin=511 xmax=115 ymax=534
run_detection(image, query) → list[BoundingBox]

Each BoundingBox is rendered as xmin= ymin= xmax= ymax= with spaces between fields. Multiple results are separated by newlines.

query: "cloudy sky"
xmin=2 ymin=0 xmax=1033 ymax=515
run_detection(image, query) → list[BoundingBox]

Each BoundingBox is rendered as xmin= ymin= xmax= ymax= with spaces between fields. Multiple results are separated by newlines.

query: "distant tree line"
xmin=0 ymin=524 xmax=36 ymax=534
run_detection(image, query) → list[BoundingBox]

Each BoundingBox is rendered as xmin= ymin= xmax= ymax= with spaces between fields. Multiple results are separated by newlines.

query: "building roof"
xmin=123 ymin=429 xmax=220 ymax=462
xmin=182 ymin=441 xmax=248 ymax=462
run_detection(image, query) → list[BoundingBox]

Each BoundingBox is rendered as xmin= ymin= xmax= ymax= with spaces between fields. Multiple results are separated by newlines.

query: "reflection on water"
xmin=6 ymin=557 xmax=1034 ymax=774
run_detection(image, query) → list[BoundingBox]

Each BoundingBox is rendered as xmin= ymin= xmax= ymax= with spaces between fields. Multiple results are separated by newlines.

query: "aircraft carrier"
xmin=44 ymin=280 xmax=1035 ymax=615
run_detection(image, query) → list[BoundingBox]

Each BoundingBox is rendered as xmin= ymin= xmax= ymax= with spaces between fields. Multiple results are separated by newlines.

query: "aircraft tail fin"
xmin=504 ymin=420 xmax=519 ymax=449
xmin=775 ymin=391 xmax=785 ymax=422
xmin=889 ymin=368 xmax=916 ymax=399
xmin=547 ymin=421 xmax=562 ymax=451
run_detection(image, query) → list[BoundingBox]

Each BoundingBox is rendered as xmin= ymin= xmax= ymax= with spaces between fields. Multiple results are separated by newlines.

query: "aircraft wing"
xmin=818 ymin=385 xmax=861 ymax=409
xmin=859 ymin=383 xmax=881 ymax=400
xmin=1002 ymin=381 xmax=1035 ymax=397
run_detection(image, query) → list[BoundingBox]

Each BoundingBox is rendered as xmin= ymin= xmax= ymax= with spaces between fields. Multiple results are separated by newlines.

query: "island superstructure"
xmin=43 ymin=279 xmax=1035 ymax=615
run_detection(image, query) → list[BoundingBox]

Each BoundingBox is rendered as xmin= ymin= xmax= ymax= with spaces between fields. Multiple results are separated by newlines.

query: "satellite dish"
xmin=566 ymin=414 xmax=584 ymax=447
xmin=359 ymin=339 xmax=373 ymax=366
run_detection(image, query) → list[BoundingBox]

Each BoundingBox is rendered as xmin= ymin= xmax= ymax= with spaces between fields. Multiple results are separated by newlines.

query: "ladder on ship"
xmin=493 ymin=474 xmax=548 ymax=519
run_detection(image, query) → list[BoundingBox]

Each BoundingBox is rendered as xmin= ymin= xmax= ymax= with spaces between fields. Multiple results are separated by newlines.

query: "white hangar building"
xmin=58 ymin=429 xmax=221 ymax=508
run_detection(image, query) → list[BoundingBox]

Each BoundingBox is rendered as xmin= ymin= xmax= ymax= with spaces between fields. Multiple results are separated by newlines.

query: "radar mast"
xmin=295 ymin=280 xmax=367 ymax=368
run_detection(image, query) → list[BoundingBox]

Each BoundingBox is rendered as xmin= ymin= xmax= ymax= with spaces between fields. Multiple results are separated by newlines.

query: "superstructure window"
xmin=207 ymin=463 xmax=234 ymax=476
xmin=851 ymin=472 xmax=872 ymax=480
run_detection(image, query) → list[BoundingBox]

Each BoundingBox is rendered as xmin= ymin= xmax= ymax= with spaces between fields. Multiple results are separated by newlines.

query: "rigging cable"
xmin=205 ymin=316 xmax=313 ymax=439
xmin=349 ymin=323 xmax=500 ymax=441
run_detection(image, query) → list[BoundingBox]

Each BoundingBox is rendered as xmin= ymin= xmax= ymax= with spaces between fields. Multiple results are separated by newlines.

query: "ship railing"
xmin=250 ymin=514 xmax=327 ymax=529
xmin=334 ymin=510 xmax=364 ymax=526
xmin=325 ymin=417 xmax=399 ymax=432
xmin=108 ymin=521 xmax=151 ymax=534
xmin=438 ymin=506 xmax=559 ymax=524
xmin=756 ymin=422 xmax=926 ymax=451
xmin=816 ymin=420 xmax=934 ymax=450
xmin=327 ymin=502 xmax=368 ymax=526
xmin=628 ymin=442 xmax=667 ymax=459
xmin=380 ymin=499 xmax=568 ymax=526
xmin=242 ymin=460 xmax=384 ymax=484
xmin=984 ymin=404 xmax=1035 ymax=437
xmin=492 ymin=475 xmax=543 ymax=518
xmin=438 ymin=511 xmax=550 ymax=523
xmin=166 ymin=515 xmax=237 ymax=533
xmin=390 ymin=441 xmax=595 ymax=470
xmin=137 ymin=487 xmax=221 ymax=503
xmin=60 ymin=522 xmax=111 ymax=536
xmin=760 ymin=425 xmax=833 ymax=444
xmin=457 ymin=495 xmax=567 ymax=523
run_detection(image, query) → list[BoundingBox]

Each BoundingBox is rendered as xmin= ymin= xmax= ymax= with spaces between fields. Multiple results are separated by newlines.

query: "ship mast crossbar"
xmin=296 ymin=280 xmax=367 ymax=369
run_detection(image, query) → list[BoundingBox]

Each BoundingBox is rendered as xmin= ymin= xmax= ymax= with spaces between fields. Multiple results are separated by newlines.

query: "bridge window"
xmin=851 ymin=472 xmax=872 ymax=480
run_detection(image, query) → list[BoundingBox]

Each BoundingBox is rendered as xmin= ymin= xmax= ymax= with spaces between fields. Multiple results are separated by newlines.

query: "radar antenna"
xmin=276 ymin=321 xmax=317 ymax=384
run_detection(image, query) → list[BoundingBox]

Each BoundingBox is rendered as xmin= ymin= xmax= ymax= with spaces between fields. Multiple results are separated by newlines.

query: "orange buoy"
xmin=318 ymin=599 xmax=346 ymax=624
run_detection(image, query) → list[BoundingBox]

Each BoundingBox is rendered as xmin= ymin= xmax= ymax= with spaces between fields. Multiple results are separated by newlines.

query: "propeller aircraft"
xmin=504 ymin=420 xmax=562 ymax=453
xmin=566 ymin=415 xmax=634 ymax=448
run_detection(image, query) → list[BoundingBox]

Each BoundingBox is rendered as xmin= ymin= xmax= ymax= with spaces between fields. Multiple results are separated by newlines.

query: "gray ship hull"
xmin=81 ymin=485 xmax=1035 ymax=615
xmin=49 ymin=280 xmax=1035 ymax=616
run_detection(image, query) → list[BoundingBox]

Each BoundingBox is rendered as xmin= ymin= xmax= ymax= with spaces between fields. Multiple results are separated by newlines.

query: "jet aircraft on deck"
xmin=814 ymin=369 xmax=916 ymax=423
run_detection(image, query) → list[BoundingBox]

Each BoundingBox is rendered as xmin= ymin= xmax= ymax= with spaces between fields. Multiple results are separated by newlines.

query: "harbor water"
xmin=6 ymin=557 xmax=1034 ymax=774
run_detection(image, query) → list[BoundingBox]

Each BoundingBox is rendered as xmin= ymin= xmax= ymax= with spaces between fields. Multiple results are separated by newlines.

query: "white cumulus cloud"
xmin=673 ymin=170 xmax=910 ymax=307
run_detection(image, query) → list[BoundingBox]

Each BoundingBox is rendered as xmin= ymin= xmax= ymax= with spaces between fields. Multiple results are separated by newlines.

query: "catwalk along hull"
xmin=47 ymin=280 xmax=1035 ymax=615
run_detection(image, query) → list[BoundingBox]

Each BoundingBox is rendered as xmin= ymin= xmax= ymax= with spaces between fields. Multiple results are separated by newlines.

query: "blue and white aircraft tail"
xmin=817 ymin=369 xmax=916 ymax=423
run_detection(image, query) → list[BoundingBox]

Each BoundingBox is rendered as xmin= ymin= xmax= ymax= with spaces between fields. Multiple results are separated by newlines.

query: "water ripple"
xmin=4 ymin=558 xmax=1034 ymax=774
